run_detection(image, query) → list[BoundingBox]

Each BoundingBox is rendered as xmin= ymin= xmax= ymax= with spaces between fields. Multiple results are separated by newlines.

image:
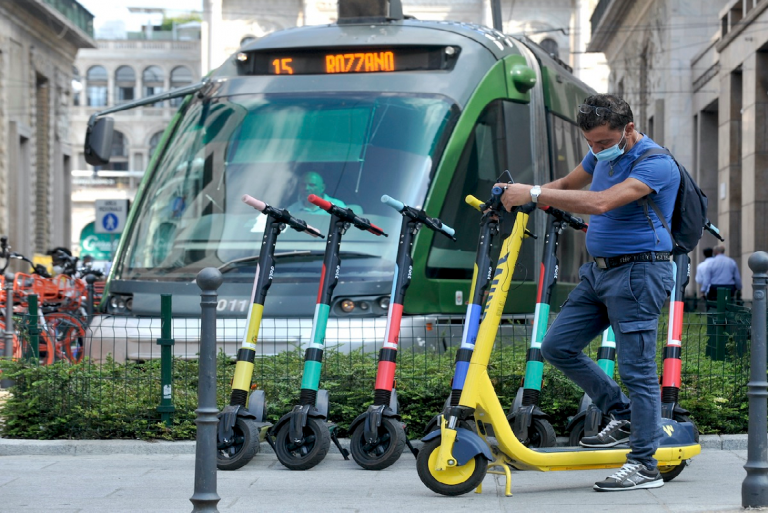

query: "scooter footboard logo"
xmin=663 ymin=424 xmax=675 ymax=436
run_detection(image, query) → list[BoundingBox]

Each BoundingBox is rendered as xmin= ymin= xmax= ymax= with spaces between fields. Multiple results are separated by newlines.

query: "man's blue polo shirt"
xmin=581 ymin=135 xmax=680 ymax=258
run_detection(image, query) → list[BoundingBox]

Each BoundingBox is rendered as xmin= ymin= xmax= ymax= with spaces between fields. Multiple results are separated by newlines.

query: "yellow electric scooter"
xmin=416 ymin=186 xmax=701 ymax=497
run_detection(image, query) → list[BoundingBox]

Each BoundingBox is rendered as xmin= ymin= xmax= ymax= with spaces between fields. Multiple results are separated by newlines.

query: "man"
xmin=695 ymin=247 xmax=714 ymax=300
xmin=287 ymin=171 xmax=346 ymax=214
xmin=700 ymin=245 xmax=741 ymax=301
xmin=497 ymin=94 xmax=678 ymax=492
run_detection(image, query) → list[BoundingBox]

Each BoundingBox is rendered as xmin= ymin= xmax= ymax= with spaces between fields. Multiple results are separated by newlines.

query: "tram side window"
xmin=426 ymin=100 xmax=534 ymax=280
xmin=549 ymin=114 xmax=590 ymax=284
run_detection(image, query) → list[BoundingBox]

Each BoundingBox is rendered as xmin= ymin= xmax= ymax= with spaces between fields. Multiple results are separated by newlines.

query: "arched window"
xmin=148 ymin=131 xmax=164 ymax=159
xmin=114 ymin=66 xmax=136 ymax=104
xmin=86 ymin=65 xmax=107 ymax=107
xmin=539 ymin=38 xmax=559 ymax=58
xmin=169 ymin=66 xmax=193 ymax=107
xmin=143 ymin=66 xmax=165 ymax=107
xmin=106 ymin=130 xmax=129 ymax=171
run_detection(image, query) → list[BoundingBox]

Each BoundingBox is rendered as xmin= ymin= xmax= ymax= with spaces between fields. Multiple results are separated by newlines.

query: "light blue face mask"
xmin=591 ymin=125 xmax=628 ymax=161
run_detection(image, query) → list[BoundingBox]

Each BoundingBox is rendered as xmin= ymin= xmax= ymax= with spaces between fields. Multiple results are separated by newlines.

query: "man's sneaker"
xmin=580 ymin=418 xmax=630 ymax=447
xmin=593 ymin=460 xmax=664 ymax=492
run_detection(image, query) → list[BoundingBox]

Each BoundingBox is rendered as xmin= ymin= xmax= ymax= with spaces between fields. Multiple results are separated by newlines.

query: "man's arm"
xmin=542 ymin=163 xmax=593 ymax=191
xmin=496 ymin=176 xmax=652 ymax=215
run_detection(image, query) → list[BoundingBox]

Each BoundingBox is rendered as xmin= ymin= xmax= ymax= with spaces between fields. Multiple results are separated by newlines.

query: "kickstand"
xmin=264 ymin=430 xmax=276 ymax=453
xmin=328 ymin=425 xmax=350 ymax=460
xmin=404 ymin=437 xmax=419 ymax=458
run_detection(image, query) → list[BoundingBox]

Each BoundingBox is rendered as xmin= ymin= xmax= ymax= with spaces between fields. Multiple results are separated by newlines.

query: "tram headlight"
xmin=340 ymin=299 xmax=355 ymax=313
xmin=107 ymin=294 xmax=132 ymax=314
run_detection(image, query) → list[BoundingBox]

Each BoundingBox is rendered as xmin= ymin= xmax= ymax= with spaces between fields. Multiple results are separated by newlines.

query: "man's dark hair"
xmin=703 ymin=247 xmax=713 ymax=259
xmin=577 ymin=94 xmax=633 ymax=132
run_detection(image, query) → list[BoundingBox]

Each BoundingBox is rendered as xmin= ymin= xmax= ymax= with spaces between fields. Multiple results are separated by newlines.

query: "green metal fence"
xmin=0 ymin=296 xmax=753 ymax=440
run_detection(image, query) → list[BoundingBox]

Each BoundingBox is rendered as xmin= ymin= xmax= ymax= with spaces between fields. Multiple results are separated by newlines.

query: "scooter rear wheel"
xmin=416 ymin=437 xmax=487 ymax=496
xmin=274 ymin=417 xmax=330 ymax=470
xmin=217 ymin=416 xmax=260 ymax=471
xmin=658 ymin=414 xmax=699 ymax=482
xmin=350 ymin=416 xmax=406 ymax=470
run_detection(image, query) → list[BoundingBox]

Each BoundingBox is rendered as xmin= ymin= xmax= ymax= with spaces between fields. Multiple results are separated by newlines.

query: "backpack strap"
xmin=631 ymin=147 xmax=677 ymax=247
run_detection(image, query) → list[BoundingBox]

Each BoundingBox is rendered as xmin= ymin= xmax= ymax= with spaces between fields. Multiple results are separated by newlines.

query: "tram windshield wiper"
xmin=216 ymin=250 xmax=374 ymax=274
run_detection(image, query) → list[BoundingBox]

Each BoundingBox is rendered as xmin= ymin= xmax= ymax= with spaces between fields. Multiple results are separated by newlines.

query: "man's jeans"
xmin=540 ymin=261 xmax=674 ymax=468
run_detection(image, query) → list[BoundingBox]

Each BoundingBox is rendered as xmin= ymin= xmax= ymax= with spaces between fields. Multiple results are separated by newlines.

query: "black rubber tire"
xmin=567 ymin=413 xmax=612 ymax=447
xmin=217 ymin=417 xmax=260 ymax=471
xmin=509 ymin=415 xmax=557 ymax=448
xmin=350 ymin=417 xmax=406 ymax=470
xmin=416 ymin=436 xmax=488 ymax=496
xmin=274 ymin=417 xmax=331 ymax=471
xmin=659 ymin=414 xmax=699 ymax=482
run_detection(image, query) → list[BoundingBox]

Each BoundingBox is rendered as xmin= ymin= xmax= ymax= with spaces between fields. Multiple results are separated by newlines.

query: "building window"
xmin=115 ymin=66 xmax=136 ymax=104
xmin=169 ymin=66 xmax=193 ymax=107
xmin=106 ymin=130 xmax=129 ymax=171
xmin=143 ymin=66 xmax=165 ymax=107
xmin=539 ymin=38 xmax=559 ymax=58
xmin=149 ymin=131 xmax=164 ymax=160
xmin=86 ymin=65 xmax=107 ymax=107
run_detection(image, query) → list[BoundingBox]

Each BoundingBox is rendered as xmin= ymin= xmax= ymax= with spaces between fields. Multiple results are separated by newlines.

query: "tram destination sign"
xmin=239 ymin=45 xmax=460 ymax=75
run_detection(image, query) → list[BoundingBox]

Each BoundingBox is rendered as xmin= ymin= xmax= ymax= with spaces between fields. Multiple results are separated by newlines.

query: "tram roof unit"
xmin=210 ymin=20 xmax=528 ymax=108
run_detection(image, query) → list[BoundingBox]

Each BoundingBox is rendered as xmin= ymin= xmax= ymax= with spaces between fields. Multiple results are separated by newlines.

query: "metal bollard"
xmin=742 ymin=251 xmax=768 ymax=508
xmin=27 ymin=294 xmax=39 ymax=363
xmin=1 ymin=272 xmax=15 ymax=388
xmin=85 ymin=274 xmax=97 ymax=324
xmin=157 ymin=294 xmax=175 ymax=427
xmin=190 ymin=268 xmax=223 ymax=513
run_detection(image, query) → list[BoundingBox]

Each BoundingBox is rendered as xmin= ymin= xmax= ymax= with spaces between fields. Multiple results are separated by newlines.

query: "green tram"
xmin=84 ymin=4 xmax=593 ymax=362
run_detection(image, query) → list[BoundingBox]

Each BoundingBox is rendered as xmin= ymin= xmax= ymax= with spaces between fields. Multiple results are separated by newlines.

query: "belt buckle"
xmin=595 ymin=257 xmax=608 ymax=269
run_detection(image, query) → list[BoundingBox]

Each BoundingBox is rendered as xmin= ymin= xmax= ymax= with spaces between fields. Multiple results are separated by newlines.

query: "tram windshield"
xmin=118 ymin=92 xmax=457 ymax=280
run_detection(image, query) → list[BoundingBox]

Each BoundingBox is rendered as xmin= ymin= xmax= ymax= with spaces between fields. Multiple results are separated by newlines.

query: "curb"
xmin=0 ymin=434 xmax=747 ymax=457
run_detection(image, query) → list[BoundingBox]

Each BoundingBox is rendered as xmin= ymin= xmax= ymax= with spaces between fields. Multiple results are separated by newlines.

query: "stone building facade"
xmin=69 ymin=31 xmax=201 ymax=249
xmin=586 ymin=0 xmax=739 ymax=292
xmin=691 ymin=0 xmax=768 ymax=298
xmin=0 ymin=0 xmax=95 ymax=258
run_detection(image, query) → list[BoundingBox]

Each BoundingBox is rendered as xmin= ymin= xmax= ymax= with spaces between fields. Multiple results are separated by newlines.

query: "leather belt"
xmin=594 ymin=251 xmax=672 ymax=270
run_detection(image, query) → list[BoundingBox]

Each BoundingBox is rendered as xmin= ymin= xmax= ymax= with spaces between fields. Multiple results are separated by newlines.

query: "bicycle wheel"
xmin=19 ymin=330 xmax=54 ymax=365
xmin=45 ymin=313 xmax=87 ymax=363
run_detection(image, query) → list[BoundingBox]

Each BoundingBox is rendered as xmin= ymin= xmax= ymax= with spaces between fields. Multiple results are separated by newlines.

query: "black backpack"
xmin=630 ymin=147 xmax=709 ymax=255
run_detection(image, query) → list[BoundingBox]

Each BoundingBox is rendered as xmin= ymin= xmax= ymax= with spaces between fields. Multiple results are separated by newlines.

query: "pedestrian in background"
xmin=700 ymin=245 xmax=741 ymax=301
xmin=695 ymin=247 xmax=714 ymax=302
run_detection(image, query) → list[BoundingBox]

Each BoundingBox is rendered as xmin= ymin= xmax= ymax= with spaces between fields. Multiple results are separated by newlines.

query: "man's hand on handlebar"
xmin=493 ymin=182 xmax=535 ymax=212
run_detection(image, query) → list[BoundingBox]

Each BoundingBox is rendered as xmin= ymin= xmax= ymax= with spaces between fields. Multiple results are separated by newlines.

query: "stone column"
xmin=717 ymin=69 xmax=742 ymax=272
xmin=740 ymin=51 xmax=768 ymax=299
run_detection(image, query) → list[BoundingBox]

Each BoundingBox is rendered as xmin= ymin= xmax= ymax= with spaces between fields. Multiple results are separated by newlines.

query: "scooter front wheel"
xmin=350 ymin=417 xmax=406 ymax=470
xmin=416 ymin=437 xmax=487 ymax=496
xmin=658 ymin=414 xmax=700 ymax=482
xmin=217 ymin=417 xmax=260 ymax=471
xmin=274 ymin=417 xmax=331 ymax=470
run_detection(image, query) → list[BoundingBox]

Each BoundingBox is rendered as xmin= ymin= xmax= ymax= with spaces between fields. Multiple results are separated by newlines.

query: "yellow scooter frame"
xmin=417 ymin=196 xmax=701 ymax=497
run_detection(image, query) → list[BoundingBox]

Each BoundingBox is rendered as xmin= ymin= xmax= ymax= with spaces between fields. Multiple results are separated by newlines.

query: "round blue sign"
xmin=102 ymin=212 xmax=119 ymax=232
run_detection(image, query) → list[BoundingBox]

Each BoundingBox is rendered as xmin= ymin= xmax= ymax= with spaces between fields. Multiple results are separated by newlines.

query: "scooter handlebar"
xmin=242 ymin=194 xmax=267 ymax=212
xmin=465 ymin=195 xmax=484 ymax=212
xmin=705 ymin=220 xmax=725 ymax=241
xmin=241 ymin=194 xmax=323 ymax=238
xmin=381 ymin=195 xmax=455 ymax=239
xmin=381 ymin=195 xmax=405 ymax=213
xmin=307 ymin=194 xmax=387 ymax=237
xmin=540 ymin=206 xmax=588 ymax=233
